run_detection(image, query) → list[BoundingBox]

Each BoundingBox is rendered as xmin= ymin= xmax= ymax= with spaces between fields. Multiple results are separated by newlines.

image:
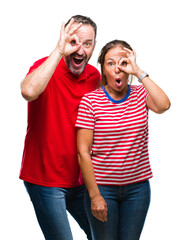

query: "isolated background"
xmin=1 ymin=0 xmax=189 ymax=239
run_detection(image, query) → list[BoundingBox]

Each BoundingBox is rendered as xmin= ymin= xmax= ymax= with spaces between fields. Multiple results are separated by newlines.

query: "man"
xmin=19 ymin=15 xmax=100 ymax=240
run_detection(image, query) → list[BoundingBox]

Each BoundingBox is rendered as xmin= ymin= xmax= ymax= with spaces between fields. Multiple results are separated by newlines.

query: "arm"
xmin=77 ymin=128 xmax=107 ymax=222
xmin=135 ymin=69 xmax=171 ymax=114
xmin=21 ymin=19 xmax=82 ymax=102
xmin=118 ymin=48 xmax=171 ymax=114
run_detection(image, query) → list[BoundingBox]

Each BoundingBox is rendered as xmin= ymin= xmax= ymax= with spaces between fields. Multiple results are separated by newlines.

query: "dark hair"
xmin=98 ymin=40 xmax=133 ymax=86
xmin=65 ymin=15 xmax=97 ymax=39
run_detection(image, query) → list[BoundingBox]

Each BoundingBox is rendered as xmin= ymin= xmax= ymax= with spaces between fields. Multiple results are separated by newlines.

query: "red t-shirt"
xmin=19 ymin=57 xmax=100 ymax=187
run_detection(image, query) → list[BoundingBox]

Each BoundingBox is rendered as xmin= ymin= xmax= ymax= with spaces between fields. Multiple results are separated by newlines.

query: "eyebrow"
xmin=106 ymin=57 xmax=123 ymax=61
xmin=106 ymin=58 xmax=114 ymax=61
xmin=82 ymin=39 xmax=94 ymax=44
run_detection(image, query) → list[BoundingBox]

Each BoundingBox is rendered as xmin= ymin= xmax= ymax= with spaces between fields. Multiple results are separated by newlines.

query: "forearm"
xmin=21 ymin=20 xmax=83 ymax=102
xmin=21 ymin=49 xmax=63 ymax=102
xmin=77 ymin=129 xmax=107 ymax=222
xmin=118 ymin=48 xmax=171 ymax=114
xmin=135 ymin=69 xmax=171 ymax=113
xmin=78 ymin=152 xmax=100 ymax=199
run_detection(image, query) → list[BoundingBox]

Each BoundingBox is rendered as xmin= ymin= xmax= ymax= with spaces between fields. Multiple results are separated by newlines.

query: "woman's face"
xmin=103 ymin=46 xmax=129 ymax=93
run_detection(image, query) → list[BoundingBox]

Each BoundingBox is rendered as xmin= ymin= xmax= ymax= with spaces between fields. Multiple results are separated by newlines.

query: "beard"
xmin=64 ymin=53 xmax=88 ymax=76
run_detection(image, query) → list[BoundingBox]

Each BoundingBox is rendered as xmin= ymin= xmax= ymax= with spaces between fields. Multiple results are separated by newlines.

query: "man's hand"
xmin=55 ymin=18 xmax=82 ymax=57
xmin=91 ymin=194 xmax=108 ymax=222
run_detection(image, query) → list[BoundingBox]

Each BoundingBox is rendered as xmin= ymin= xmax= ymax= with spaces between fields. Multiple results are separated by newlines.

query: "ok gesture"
xmin=118 ymin=48 xmax=140 ymax=77
xmin=56 ymin=18 xmax=82 ymax=57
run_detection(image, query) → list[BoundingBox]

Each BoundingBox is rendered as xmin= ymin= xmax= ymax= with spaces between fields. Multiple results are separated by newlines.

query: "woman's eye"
xmin=108 ymin=62 xmax=114 ymax=66
xmin=121 ymin=61 xmax=127 ymax=66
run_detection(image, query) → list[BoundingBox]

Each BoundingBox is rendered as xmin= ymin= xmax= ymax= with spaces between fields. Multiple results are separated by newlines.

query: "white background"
xmin=0 ymin=0 xmax=190 ymax=239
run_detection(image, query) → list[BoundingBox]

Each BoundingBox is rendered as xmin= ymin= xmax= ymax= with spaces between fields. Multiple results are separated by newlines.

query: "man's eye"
xmin=84 ymin=42 xmax=90 ymax=47
xmin=71 ymin=40 xmax=76 ymax=45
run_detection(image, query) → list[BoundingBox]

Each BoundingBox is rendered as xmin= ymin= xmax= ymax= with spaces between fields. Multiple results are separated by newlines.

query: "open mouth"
xmin=71 ymin=54 xmax=86 ymax=69
xmin=116 ymin=78 xmax=122 ymax=87
xmin=73 ymin=57 xmax=84 ymax=65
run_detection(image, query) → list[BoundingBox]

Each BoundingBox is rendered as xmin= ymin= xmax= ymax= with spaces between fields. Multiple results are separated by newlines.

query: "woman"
xmin=75 ymin=40 xmax=170 ymax=240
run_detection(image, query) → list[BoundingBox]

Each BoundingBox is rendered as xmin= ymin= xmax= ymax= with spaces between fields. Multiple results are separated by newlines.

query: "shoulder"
xmin=87 ymin=63 xmax=99 ymax=73
xmin=27 ymin=57 xmax=48 ymax=75
xmin=80 ymin=88 xmax=103 ymax=105
xmin=130 ymin=84 xmax=147 ymax=94
xmin=130 ymin=84 xmax=143 ymax=91
xmin=84 ymin=87 xmax=103 ymax=98
xmin=130 ymin=85 xmax=148 ymax=102
xmin=31 ymin=57 xmax=48 ymax=68
xmin=86 ymin=63 xmax=101 ymax=78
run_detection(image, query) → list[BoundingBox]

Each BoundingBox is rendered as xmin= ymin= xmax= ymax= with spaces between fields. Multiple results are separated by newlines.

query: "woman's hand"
xmin=91 ymin=194 xmax=108 ymax=222
xmin=118 ymin=48 xmax=141 ymax=77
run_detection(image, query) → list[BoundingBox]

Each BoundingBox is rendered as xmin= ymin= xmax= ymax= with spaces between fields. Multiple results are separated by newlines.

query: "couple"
xmin=20 ymin=15 xmax=170 ymax=240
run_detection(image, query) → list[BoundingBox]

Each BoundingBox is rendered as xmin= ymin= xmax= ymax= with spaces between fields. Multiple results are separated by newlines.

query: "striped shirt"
xmin=76 ymin=85 xmax=153 ymax=185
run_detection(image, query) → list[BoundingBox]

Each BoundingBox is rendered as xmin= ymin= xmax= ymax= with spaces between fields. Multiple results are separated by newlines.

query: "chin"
xmin=70 ymin=65 xmax=86 ymax=76
xmin=70 ymin=68 xmax=83 ymax=76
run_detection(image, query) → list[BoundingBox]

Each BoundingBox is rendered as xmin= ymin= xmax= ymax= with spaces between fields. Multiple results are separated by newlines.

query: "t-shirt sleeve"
xmin=26 ymin=57 xmax=48 ymax=76
xmin=75 ymin=95 xmax=95 ymax=130
xmin=137 ymin=85 xmax=149 ymax=102
xmin=144 ymin=87 xmax=149 ymax=101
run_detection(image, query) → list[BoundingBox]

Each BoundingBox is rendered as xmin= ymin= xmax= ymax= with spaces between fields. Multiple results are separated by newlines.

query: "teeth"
xmin=73 ymin=57 xmax=84 ymax=65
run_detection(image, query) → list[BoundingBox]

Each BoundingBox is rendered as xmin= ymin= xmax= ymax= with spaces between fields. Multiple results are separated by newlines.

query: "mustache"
xmin=71 ymin=53 xmax=87 ymax=59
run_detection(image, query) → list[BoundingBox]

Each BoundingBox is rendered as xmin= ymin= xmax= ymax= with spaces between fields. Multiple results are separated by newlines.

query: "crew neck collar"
xmin=101 ymin=85 xmax=131 ymax=103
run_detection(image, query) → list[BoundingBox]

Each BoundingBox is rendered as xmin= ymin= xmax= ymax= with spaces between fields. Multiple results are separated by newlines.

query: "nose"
xmin=76 ymin=44 xmax=85 ymax=56
xmin=115 ymin=64 xmax=120 ymax=73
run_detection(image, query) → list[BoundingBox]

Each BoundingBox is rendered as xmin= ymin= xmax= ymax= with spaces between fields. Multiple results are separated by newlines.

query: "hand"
xmin=118 ymin=48 xmax=141 ymax=77
xmin=55 ymin=18 xmax=82 ymax=57
xmin=91 ymin=194 xmax=108 ymax=222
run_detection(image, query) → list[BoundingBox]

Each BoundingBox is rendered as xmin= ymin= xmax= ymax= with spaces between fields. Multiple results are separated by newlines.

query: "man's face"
xmin=64 ymin=24 xmax=96 ymax=76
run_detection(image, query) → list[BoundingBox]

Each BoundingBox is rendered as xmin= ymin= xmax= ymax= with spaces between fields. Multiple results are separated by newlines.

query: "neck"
xmin=105 ymin=85 xmax=128 ymax=101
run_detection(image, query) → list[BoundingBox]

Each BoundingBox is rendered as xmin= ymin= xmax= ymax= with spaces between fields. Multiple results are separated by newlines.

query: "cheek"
xmin=120 ymin=72 xmax=129 ymax=79
xmin=86 ymin=47 xmax=94 ymax=58
xmin=106 ymin=70 xmax=115 ymax=79
xmin=103 ymin=67 xmax=114 ymax=77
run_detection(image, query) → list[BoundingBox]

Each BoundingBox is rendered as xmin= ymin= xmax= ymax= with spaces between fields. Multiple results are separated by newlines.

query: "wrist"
xmin=52 ymin=47 xmax=65 ymax=59
xmin=134 ymin=67 xmax=143 ymax=79
xmin=89 ymin=189 xmax=101 ymax=200
xmin=138 ymin=71 xmax=149 ymax=83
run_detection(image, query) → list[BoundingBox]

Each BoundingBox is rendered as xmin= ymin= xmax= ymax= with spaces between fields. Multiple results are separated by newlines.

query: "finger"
xmin=118 ymin=48 xmax=132 ymax=55
xmin=118 ymin=65 xmax=129 ymax=73
xmin=101 ymin=208 xmax=108 ymax=222
xmin=118 ymin=50 xmax=127 ymax=54
xmin=93 ymin=211 xmax=107 ymax=222
xmin=64 ymin=18 xmax=74 ymax=33
xmin=60 ymin=21 xmax=66 ymax=37
xmin=118 ymin=66 xmax=125 ymax=72
xmin=133 ymin=49 xmax=137 ymax=58
xmin=70 ymin=43 xmax=82 ymax=55
xmin=123 ymin=47 xmax=132 ymax=53
xmin=99 ymin=213 xmax=107 ymax=222
xmin=119 ymin=51 xmax=131 ymax=59
xmin=93 ymin=205 xmax=108 ymax=222
xmin=118 ymin=57 xmax=128 ymax=66
xmin=69 ymin=22 xmax=83 ymax=35
xmin=70 ymin=34 xmax=80 ymax=45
